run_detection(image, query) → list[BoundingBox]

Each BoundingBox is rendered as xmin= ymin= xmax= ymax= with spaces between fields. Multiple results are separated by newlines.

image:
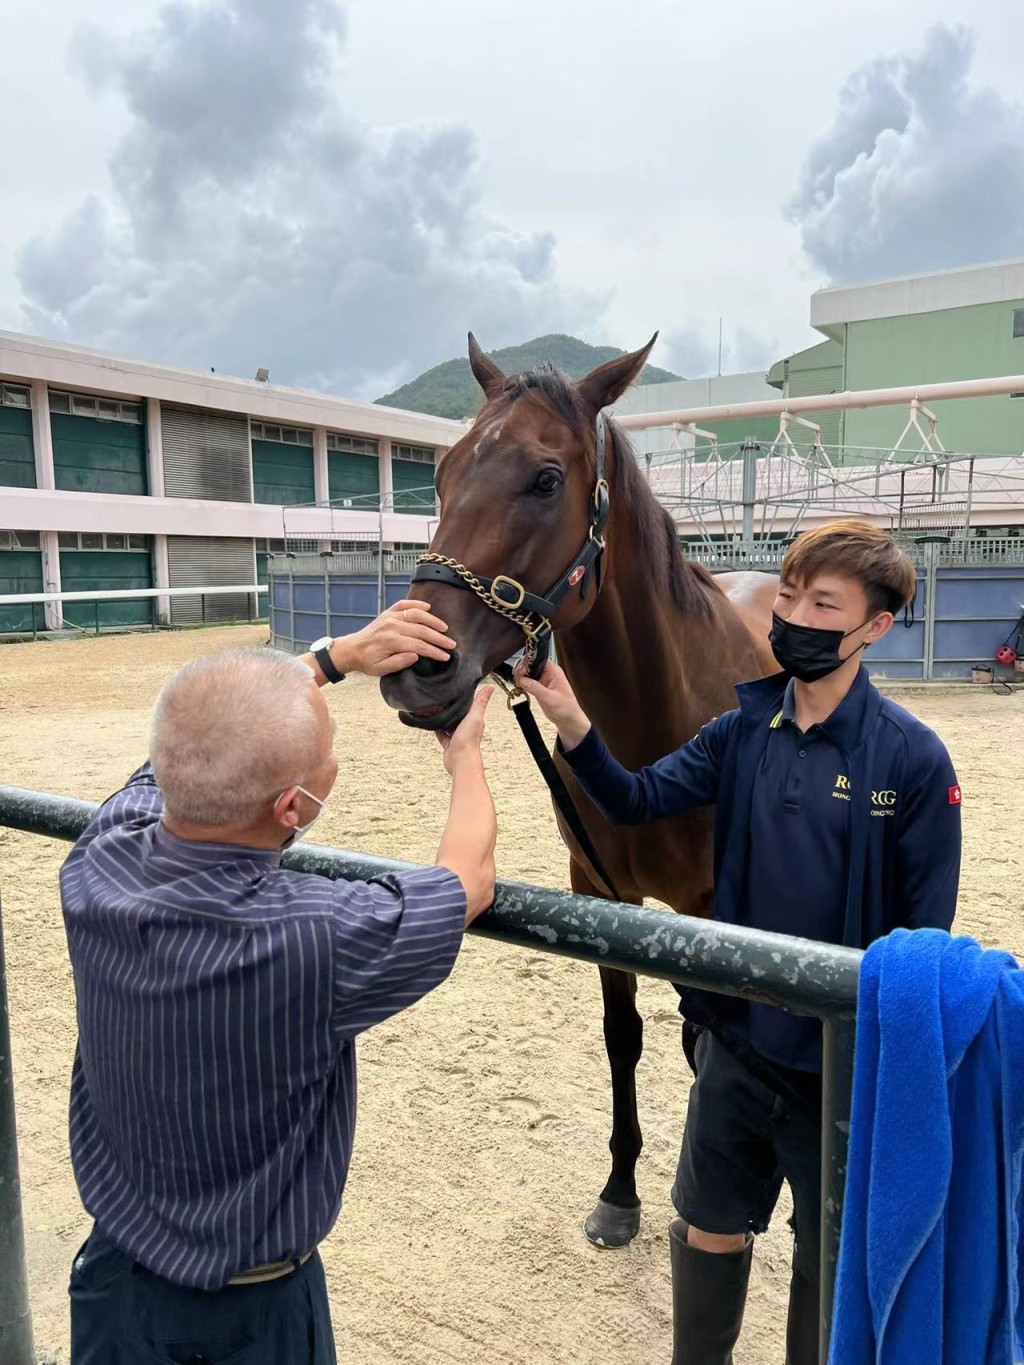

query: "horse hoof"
xmin=584 ymin=1199 xmax=641 ymax=1248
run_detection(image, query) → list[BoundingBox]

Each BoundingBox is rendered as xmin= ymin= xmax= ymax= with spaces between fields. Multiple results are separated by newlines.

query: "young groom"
xmin=519 ymin=519 xmax=961 ymax=1365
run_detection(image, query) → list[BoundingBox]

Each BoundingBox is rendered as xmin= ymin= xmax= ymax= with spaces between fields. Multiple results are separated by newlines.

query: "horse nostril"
xmin=410 ymin=650 xmax=459 ymax=680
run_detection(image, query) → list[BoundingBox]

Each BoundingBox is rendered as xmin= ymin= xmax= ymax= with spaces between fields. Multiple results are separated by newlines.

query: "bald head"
xmin=151 ymin=647 xmax=329 ymax=829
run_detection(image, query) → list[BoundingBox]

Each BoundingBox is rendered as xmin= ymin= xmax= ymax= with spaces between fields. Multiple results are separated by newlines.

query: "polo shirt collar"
xmin=775 ymin=666 xmax=872 ymax=751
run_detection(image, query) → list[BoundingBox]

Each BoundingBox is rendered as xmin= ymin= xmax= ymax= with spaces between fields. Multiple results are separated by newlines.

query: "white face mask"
xmin=280 ymin=784 xmax=329 ymax=847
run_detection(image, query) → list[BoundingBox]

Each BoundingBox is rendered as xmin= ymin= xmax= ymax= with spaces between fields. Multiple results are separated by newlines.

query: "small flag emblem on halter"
xmin=949 ymin=786 xmax=962 ymax=805
xmin=568 ymin=565 xmax=586 ymax=587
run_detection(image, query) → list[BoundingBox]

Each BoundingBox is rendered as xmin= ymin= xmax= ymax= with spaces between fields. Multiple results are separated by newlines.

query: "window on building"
xmin=392 ymin=443 xmax=436 ymax=464
xmin=58 ymin=532 xmax=151 ymax=552
xmin=251 ymin=421 xmax=313 ymax=445
xmin=1013 ymin=308 xmax=1024 ymax=339
xmin=326 ymin=432 xmax=379 ymax=456
xmin=48 ymin=390 xmax=143 ymax=423
xmin=0 ymin=529 xmax=40 ymax=550
xmin=255 ymin=538 xmax=287 ymax=553
xmin=0 ymin=383 xmax=30 ymax=409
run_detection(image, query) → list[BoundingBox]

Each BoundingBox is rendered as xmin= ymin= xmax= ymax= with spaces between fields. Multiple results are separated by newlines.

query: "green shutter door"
xmin=328 ymin=452 xmax=379 ymax=509
xmin=0 ymin=551 xmax=44 ymax=633
xmin=252 ymin=440 xmax=316 ymax=506
xmin=0 ymin=407 xmax=36 ymax=488
xmin=52 ymin=414 xmax=148 ymax=495
xmin=392 ymin=459 xmax=436 ymax=512
xmin=59 ymin=551 xmax=154 ymax=627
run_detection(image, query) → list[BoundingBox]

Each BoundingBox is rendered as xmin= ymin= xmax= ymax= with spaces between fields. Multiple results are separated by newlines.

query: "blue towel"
xmin=829 ymin=928 xmax=1024 ymax=1364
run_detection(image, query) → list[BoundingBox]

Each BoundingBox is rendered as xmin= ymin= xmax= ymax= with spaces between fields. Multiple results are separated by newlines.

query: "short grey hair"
xmin=151 ymin=647 xmax=325 ymax=828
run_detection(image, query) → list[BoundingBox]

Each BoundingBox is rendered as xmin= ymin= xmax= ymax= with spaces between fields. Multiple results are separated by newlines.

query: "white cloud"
xmin=788 ymin=24 xmax=1024 ymax=284
xmin=16 ymin=0 xmax=600 ymax=398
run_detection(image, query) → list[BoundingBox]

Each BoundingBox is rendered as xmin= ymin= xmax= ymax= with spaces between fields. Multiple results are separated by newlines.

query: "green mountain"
xmin=374 ymin=334 xmax=682 ymax=419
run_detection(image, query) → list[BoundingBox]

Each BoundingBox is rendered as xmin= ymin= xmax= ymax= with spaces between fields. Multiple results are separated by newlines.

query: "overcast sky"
xmin=3 ymin=0 xmax=1024 ymax=399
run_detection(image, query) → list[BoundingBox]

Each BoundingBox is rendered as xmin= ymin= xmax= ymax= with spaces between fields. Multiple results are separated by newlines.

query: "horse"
xmin=380 ymin=334 xmax=779 ymax=1248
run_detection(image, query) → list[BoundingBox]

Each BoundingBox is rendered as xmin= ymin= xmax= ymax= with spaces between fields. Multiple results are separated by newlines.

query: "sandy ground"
xmin=1 ymin=625 xmax=1022 ymax=1364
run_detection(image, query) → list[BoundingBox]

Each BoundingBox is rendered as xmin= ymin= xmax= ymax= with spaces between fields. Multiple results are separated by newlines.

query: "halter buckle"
xmin=592 ymin=478 xmax=610 ymax=513
xmin=491 ymin=575 xmax=527 ymax=610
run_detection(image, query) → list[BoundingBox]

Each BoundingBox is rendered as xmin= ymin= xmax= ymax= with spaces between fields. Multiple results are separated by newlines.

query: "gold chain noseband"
xmin=416 ymin=552 xmax=549 ymax=676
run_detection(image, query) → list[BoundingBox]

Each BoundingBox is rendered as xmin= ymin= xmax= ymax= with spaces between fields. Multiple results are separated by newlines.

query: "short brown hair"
xmin=782 ymin=519 xmax=917 ymax=616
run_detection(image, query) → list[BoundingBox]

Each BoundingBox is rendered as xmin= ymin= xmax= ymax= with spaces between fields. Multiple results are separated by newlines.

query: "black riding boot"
xmin=785 ymin=1265 xmax=820 ymax=1365
xmin=669 ymin=1218 xmax=751 ymax=1365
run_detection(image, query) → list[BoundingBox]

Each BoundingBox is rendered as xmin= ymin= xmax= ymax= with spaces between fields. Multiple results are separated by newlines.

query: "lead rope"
xmin=490 ymin=661 xmax=623 ymax=903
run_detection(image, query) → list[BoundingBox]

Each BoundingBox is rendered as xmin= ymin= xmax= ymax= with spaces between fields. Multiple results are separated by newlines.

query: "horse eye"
xmin=531 ymin=470 xmax=562 ymax=496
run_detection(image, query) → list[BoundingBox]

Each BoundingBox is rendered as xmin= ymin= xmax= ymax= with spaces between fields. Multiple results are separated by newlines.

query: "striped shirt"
xmin=59 ymin=763 xmax=465 ymax=1290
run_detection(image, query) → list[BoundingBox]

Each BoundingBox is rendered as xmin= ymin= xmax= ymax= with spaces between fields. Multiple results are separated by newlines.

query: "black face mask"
xmin=769 ymin=612 xmax=872 ymax=683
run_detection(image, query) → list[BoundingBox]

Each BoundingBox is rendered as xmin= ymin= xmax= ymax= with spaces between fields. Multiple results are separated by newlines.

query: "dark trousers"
xmin=672 ymin=1029 xmax=823 ymax=1283
xmin=70 ymin=1226 xmax=337 ymax=1364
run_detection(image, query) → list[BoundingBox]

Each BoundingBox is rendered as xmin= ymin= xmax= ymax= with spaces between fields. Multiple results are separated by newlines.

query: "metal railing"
xmin=0 ymin=785 xmax=860 ymax=1362
xmin=0 ymin=584 xmax=270 ymax=640
xmin=680 ymin=535 xmax=1024 ymax=571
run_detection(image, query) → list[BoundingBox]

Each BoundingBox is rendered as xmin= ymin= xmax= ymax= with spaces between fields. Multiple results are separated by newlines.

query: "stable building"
xmin=0 ymin=332 xmax=462 ymax=635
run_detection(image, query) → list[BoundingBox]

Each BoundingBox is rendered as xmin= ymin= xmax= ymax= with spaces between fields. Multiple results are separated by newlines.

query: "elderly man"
xmin=61 ymin=601 xmax=496 ymax=1365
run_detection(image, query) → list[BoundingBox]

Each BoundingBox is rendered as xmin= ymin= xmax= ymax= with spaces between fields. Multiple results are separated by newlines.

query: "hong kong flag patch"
xmin=949 ymin=785 xmax=962 ymax=805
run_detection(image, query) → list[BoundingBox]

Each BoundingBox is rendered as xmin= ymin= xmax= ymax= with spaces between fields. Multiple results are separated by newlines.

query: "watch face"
xmin=310 ymin=636 xmax=333 ymax=652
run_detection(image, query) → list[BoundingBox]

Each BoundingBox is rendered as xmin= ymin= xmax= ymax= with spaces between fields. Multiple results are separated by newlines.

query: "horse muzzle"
xmin=379 ymin=649 xmax=479 ymax=731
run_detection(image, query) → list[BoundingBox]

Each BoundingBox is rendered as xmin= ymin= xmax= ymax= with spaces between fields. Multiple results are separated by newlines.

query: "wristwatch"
xmin=309 ymin=636 xmax=345 ymax=684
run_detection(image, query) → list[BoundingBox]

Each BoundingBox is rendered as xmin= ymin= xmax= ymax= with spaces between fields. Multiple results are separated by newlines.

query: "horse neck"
xmin=555 ymin=505 xmax=714 ymax=763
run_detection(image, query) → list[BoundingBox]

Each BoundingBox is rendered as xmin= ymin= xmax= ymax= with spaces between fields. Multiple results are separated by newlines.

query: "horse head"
xmin=379 ymin=332 xmax=657 ymax=730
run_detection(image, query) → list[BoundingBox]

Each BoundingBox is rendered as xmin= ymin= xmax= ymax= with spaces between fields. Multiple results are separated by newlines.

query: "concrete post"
xmin=29 ymin=382 xmax=63 ymax=632
xmin=30 ymin=382 xmax=54 ymax=492
xmin=39 ymin=533 xmax=62 ymax=633
xmin=146 ymin=399 xmax=171 ymax=623
xmin=152 ymin=536 xmax=172 ymax=627
xmin=378 ymin=437 xmax=394 ymax=520
xmin=378 ymin=438 xmax=394 ymax=597
xmin=313 ymin=427 xmax=330 ymax=553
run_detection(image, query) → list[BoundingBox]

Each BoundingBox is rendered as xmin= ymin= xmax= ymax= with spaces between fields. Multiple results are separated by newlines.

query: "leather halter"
xmin=411 ymin=412 xmax=611 ymax=680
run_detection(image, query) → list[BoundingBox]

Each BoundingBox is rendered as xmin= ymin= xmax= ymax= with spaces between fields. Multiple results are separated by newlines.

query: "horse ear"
xmin=468 ymin=333 xmax=506 ymax=397
xmin=577 ymin=333 xmax=659 ymax=411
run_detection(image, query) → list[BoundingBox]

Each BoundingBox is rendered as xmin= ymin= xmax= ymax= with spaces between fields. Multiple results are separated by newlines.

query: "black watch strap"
xmin=314 ymin=646 xmax=345 ymax=684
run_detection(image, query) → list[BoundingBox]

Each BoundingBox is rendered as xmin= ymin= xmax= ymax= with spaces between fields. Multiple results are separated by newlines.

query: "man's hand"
xmin=331 ymin=600 xmax=457 ymax=678
xmin=514 ymin=661 xmax=592 ymax=750
xmin=436 ymin=686 xmax=494 ymax=776
xmin=434 ymin=686 xmax=498 ymax=922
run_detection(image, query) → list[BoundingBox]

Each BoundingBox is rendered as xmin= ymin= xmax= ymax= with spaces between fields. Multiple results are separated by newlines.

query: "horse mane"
xmin=501 ymin=364 xmax=715 ymax=618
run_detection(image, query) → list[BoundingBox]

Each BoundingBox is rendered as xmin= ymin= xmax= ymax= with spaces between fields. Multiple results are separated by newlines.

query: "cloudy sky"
xmin=3 ymin=0 xmax=1024 ymax=399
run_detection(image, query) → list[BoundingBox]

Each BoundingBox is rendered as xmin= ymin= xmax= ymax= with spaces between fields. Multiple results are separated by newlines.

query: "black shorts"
xmin=671 ymin=1029 xmax=823 ymax=1283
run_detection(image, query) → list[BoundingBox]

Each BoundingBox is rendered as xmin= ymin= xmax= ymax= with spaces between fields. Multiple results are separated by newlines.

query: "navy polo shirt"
xmin=740 ymin=679 xmax=853 ymax=1072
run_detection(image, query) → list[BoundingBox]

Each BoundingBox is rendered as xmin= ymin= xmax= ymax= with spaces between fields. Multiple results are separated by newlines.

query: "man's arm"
xmin=435 ymin=689 xmax=497 ymax=923
xmin=518 ymin=661 xmax=731 ymax=825
xmin=327 ymin=689 xmax=496 ymax=1037
xmin=560 ymin=720 xmax=731 ymax=826
xmin=301 ymin=599 xmax=456 ymax=684
xmin=894 ymin=733 xmax=962 ymax=930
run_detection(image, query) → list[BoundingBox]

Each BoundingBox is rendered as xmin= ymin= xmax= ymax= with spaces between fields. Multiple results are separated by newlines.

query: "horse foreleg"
xmin=570 ymin=861 xmax=645 ymax=1247
xmin=584 ymin=963 xmax=645 ymax=1248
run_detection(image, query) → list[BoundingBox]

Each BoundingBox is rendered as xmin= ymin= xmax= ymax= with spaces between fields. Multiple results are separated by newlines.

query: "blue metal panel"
xmin=328 ymin=575 xmax=378 ymax=636
xmin=385 ymin=573 xmax=413 ymax=608
xmin=938 ymin=569 xmax=1024 ymax=620
xmin=865 ymin=571 xmax=926 ymax=681
xmin=932 ymin=565 xmax=1024 ymax=677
